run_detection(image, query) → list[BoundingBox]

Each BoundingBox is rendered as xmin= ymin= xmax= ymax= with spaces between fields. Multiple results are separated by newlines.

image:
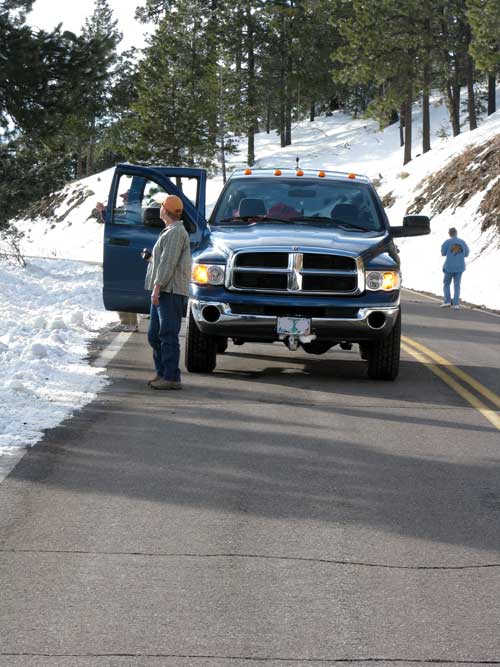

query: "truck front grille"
xmin=230 ymin=251 xmax=359 ymax=294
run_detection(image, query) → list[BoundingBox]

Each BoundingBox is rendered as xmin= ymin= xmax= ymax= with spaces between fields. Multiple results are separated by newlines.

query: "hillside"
xmin=13 ymin=90 xmax=500 ymax=310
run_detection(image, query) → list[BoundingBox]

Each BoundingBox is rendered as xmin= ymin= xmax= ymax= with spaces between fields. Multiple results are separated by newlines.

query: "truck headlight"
xmin=366 ymin=270 xmax=400 ymax=291
xmin=192 ymin=263 xmax=225 ymax=286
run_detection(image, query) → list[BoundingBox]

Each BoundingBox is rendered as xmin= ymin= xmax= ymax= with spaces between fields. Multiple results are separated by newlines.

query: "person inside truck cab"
xmin=95 ymin=190 xmax=136 ymax=223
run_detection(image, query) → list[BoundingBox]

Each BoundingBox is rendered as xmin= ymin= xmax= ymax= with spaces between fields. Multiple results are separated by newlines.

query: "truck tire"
xmin=185 ymin=306 xmax=217 ymax=373
xmin=216 ymin=337 xmax=228 ymax=354
xmin=366 ymin=310 xmax=401 ymax=380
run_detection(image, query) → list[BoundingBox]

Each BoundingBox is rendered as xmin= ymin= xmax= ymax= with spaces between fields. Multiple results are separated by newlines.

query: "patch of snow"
xmin=0 ymin=259 xmax=116 ymax=461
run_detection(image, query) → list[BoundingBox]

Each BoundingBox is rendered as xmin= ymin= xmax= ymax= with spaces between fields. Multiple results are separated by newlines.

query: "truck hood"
xmin=207 ymin=222 xmax=392 ymax=261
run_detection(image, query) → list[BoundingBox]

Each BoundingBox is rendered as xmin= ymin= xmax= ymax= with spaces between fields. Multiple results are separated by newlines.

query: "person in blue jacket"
xmin=440 ymin=227 xmax=469 ymax=310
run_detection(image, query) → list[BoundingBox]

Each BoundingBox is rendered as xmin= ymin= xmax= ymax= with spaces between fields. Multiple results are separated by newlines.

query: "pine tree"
xmin=334 ymin=0 xmax=422 ymax=164
xmin=0 ymin=2 xmax=90 ymax=227
xmin=76 ymin=0 xmax=122 ymax=176
xmin=126 ymin=1 xmax=219 ymax=169
xmin=467 ymin=0 xmax=500 ymax=115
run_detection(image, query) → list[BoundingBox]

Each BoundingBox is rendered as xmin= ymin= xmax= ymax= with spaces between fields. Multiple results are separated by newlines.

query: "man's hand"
xmin=151 ymin=285 xmax=161 ymax=306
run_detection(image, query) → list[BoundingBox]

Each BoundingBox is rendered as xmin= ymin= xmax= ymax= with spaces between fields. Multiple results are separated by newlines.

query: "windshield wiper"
xmin=291 ymin=215 xmax=369 ymax=232
xmin=218 ymin=215 xmax=291 ymax=225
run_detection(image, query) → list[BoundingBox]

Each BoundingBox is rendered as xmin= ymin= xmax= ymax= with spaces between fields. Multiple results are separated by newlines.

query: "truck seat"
xmin=330 ymin=203 xmax=360 ymax=223
xmin=239 ymin=198 xmax=267 ymax=218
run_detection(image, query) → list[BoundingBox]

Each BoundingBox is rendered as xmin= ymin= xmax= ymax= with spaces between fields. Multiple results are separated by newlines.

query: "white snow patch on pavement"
xmin=0 ymin=259 xmax=116 ymax=465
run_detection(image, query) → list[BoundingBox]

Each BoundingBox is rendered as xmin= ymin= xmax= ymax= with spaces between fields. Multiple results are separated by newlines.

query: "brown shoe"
xmin=147 ymin=374 xmax=161 ymax=386
xmin=150 ymin=379 xmax=182 ymax=390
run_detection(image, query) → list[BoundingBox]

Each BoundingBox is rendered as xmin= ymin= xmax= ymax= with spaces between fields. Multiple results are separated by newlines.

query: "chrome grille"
xmin=230 ymin=250 xmax=360 ymax=294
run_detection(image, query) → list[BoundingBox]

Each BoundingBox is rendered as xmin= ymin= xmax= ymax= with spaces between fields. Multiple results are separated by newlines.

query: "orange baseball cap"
xmin=162 ymin=195 xmax=183 ymax=214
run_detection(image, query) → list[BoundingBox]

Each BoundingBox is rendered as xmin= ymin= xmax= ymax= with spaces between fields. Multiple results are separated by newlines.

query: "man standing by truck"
xmin=145 ymin=195 xmax=191 ymax=390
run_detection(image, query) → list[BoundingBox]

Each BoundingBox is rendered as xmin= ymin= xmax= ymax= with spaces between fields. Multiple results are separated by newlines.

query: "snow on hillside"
xmin=1 ymin=89 xmax=499 ymax=464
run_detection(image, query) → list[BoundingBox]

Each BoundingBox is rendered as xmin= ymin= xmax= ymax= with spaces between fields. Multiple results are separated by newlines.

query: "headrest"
xmin=239 ymin=198 xmax=266 ymax=218
xmin=330 ymin=203 xmax=359 ymax=222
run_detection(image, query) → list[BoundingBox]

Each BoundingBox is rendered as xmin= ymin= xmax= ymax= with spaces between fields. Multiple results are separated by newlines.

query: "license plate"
xmin=276 ymin=317 xmax=311 ymax=336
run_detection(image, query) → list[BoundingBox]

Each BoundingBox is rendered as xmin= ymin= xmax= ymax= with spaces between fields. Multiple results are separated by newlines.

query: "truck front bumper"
xmin=190 ymin=299 xmax=400 ymax=342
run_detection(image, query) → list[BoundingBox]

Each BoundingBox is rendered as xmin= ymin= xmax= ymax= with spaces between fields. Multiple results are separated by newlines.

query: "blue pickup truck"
xmin=102 ymin=164 xmax=429 ymax=380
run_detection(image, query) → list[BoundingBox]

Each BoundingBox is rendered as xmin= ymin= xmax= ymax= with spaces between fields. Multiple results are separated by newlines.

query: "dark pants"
xmin=147 ymin=292 xmax=185 ymax=381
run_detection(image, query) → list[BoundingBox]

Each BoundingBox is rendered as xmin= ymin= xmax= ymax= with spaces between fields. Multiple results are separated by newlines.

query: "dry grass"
xmin=381 ymin=191 xmax=396 ymax=208
xmin=407 ymin=134 xmax=500 ymax=233
xmin=17 ymin=184 xmax=94 ymax=223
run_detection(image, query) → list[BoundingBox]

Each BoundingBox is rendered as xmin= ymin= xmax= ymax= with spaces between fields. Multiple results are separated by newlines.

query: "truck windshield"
xmin=211 ymin=178 xmax=384 ymax=232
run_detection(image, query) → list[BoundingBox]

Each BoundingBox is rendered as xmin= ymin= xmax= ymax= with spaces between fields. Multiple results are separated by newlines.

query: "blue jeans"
xmin=443 ymin=271 xmax=462 ymax=306
xmin=148 ymin=292 xmax=185 ymax=381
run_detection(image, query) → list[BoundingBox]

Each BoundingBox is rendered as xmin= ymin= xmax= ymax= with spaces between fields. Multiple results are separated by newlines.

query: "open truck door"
xmin=103 ymin=164 xmax=207 ymax=314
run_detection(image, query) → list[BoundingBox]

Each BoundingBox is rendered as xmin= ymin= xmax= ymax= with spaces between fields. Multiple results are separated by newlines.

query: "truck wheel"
xmin=185 ymin=306 xmax=217 ymax=373
xmin=366 ymin=310 xmax=401 ymax=380
xmin=216 ymin=337 xmax=228 ymax=354
xmin=359 ymin=343 xmax=369 ymax=360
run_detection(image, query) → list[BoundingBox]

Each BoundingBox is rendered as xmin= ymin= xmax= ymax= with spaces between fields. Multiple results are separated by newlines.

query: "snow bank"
xmin=0 ymin=259 xmax=116 ymax=459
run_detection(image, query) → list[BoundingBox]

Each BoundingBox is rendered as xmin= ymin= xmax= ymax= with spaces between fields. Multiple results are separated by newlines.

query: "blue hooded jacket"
xmin=441 ymin=237 xmax=469 ymax=273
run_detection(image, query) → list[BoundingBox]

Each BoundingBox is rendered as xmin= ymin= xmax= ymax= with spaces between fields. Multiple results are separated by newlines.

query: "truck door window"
xmin=111 ymin=175 xmax=169 ymax=227
xmin=172 ymin=176 xmax=199 ymax=208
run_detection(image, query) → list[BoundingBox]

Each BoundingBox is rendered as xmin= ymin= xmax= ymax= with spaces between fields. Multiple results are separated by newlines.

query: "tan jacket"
xmin=144 ymin=222 xmax=191 ymax=296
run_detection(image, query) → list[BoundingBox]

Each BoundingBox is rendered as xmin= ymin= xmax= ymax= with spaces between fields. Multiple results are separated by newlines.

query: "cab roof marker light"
xmin=318 ymin=170 xmax=326 ymax=177
xmin=348 ymin=172 xmax=356 ymax=179
xmin=296 ymin=169 xmax=304 ymax=176
xmin=244 ymin=169 xmax=252 ymax=175
xmin=274 ymin=169 xmax=282 ymax=176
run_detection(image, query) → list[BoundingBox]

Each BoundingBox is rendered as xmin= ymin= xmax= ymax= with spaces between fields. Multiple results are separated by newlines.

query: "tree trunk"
xmin=310 ymin=101 xmax=315 ymax=122
xmin=488 ymin=74 xmax=496 ymax=116
xmin=446 ymin=81 xmax=460 ymax=137
xmin=422 ymin=90 xmax=430 ymax=153
xmin=247 ymin=132 xmax=255 ymax=167
xmin=464 ymin=23 xmax=477 ymax=132
xmin=403 ymin=90 xmax=412 ymax=165
xmin=285 ymin=102 xmax=292 ymax=146
xmin=76 ymin=145 xmax=84 ymax=180
xmin=279 ymin=87 xmax=286 ymax=148
xmin=219 ymin=73 xmax=226 ymax=184
xmin=246 ymin=2 xmax=256 ymax=166
xmin=279 ymin=53 xmax=286 ymax=147
xmin=399 ymin=103 xmax=405 ymax=147
xmin=422 ymin=19 xmax=431 ymax=154
xmin=266 ymin=96 xmax=271 ymax=134
xmin=466 ymin=54 xmax=478 ymax=131
xmin=86 ymin=116 xmax=96 ymax=176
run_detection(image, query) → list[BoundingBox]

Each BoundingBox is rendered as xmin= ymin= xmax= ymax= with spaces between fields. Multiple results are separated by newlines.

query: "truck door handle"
xmin=108 ymin=237 xmax=130 ymax=246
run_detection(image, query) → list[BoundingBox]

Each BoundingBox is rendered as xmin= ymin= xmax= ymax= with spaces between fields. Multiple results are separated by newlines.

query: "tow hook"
xmin=282 ymin=333 xmax=317 ymax=351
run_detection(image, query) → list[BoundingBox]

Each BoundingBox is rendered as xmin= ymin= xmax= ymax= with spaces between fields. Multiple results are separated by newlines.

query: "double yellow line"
xmin=401 ymin=336 xmax=500 ymax=431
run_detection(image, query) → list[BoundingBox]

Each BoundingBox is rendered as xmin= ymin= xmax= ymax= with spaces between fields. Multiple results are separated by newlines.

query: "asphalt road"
xmin=1 ymin=290 xmax=499 ymax=666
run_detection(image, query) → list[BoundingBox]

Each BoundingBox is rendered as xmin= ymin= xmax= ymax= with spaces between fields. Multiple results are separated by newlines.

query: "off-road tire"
xmin=185 ymin=306 xmax=217 ymax=373
xmin=359 ymin=343 xmax=369 ymax=361
xmin=366 ymin=310 xmax=401 ymax=380
xmin=216 ymin=337 xmax=228 ymax=354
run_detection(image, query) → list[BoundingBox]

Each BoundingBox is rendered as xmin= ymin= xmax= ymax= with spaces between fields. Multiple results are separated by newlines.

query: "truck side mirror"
xmin=391 ymin=215 xmax=430 ymax=237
